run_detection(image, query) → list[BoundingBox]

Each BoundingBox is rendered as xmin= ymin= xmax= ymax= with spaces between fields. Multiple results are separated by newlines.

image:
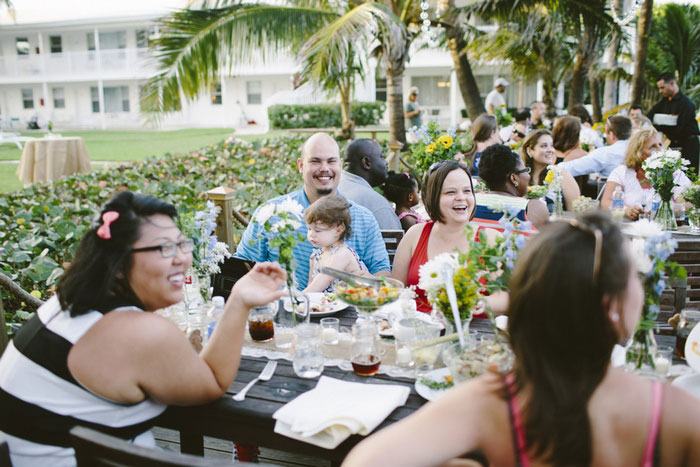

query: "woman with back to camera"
xmin=522 ymin=129 xmax=580 ymax=211
xmin=391 ymin=160 xmax=504 ymax=314
xmin=463 ymin=113 xmax=500 ymax=177
xmin=601 ymin=127 xmax=690 ymax=220
xmin=475 ymin=144 xmax=549 ymax=229
xmin=553 ymin=116 xmax=587 ymax=163
xmin=345 ymin=211 xmax=700 ymax=466
xmin=0 ymin=191 xmax=287 ymax=466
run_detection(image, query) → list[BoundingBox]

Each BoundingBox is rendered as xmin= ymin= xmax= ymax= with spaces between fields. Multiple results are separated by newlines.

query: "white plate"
xmin=672 ymin=373 xmax=700 ymax=401
xmin=414 ymin=367 xmax=453 ymax=401
xmin=380 ymin=313 xmax=445 ymax=338
xmin=284 ymin=293 xmax=347 ymax=317
xmin=684 ymin=322 xmax=700 ymax=373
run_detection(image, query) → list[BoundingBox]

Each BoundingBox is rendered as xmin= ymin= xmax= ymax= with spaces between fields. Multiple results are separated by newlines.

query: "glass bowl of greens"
xmin=334 ymin=277 xmax=403 ymax=318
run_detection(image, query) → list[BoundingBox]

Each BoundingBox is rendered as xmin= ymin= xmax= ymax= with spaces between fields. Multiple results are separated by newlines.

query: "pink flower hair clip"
xmin=96 ymin=211 xmax=119 ymax=240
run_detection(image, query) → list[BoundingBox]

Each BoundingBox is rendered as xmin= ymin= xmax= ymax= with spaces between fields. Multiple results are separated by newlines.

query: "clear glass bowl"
xmin=334 ymin=277 xmax=403 ymax=317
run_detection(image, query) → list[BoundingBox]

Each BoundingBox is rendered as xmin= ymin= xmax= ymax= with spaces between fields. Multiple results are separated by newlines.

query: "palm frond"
xmin=142 ymin=3 xmax=337 ymax=114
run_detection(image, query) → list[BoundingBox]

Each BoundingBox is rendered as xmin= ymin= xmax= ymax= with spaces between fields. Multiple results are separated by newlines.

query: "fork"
xmin=232 ymin=360 xmax=277 ymax=401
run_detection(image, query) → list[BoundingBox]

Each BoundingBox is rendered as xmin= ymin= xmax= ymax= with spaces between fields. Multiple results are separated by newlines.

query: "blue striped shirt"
xmin=234 ymin=190 xmax=391 ymax=289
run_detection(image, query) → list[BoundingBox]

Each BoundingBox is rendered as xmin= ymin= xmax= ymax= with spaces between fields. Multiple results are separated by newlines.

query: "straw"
xmin=441 ymin=263 xmax=466 ymax=350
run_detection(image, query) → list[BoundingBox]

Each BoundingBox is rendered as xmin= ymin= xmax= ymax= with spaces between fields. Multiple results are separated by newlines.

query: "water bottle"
xmin=611 ymin=186 xmax=624 ymax=218
xmin=206 ymin=296 xmax=225 ymax=339
xmin=651 ymin=193 xmax=661 ymax=218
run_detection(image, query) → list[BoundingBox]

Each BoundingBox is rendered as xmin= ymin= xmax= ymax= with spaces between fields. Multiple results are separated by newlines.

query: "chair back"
xmin=380 ymin=230 xmax=404 ymax=266
xmin=0 ymin=434 xmax=11 ymax=467
xmin=70 ymin=426 xmax=247 ymax=466
xmin=211 ymin=257 xmax=257 ymax=299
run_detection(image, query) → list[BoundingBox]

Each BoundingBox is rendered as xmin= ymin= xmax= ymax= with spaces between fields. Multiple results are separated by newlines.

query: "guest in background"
xmin=558 ymin=115 xmax=632 ymax=179
xmin=629 ymin=104 xmax=644 ymax=118
xmin=553 ymin=116 xmax=587 ymax=163
xmin=344 ymin=212 xmax=700 ymax=467
xmin=522 ymin=129 xmax=580 ymax=211
xmin=404 ymin=86 xmax=423 ymax=130
xmin=499 ymin=107 xmax=531 ymax=143
xmin=485 ymin=78 xmax=509 ymax=114
xmin=475 ymin=144 xmax=549 ymax=229
xmin=631 ymin=114 xmax=653 ymax=130
xmin=464 ymin=113 xmax=500 ymax=177
xmin=383 ymin=171 xmax=425 ymax=232
xmin=648 ymin=72 xmax=700 ymax=172
xmin=570 ymin=104 xmax=604 ymax=149
xmin=530 ymin=101 xmax=547 ymax=129
xmin=601 ymin=127 xmax=690 ymax=220
xmin=338 ymin=138 xmax=401 ymax=231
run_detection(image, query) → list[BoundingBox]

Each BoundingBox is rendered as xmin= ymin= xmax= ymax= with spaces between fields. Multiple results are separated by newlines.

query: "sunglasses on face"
xmin=131 ymin=238 xmax=195 ymax=258
xmin=512 ymin=129 xmax=526 ymax=138
xmin=513 ymin=167 xmax=531 ymax=175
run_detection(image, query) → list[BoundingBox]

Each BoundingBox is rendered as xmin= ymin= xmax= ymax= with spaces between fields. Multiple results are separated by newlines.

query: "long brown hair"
xmin=465 ymin=114 xmax=498 ymax=171
xmin=520 ymin=129 xmax=551 ymax=185
xmin=552 ymin=116 xmax=581 ymax=153
xmin=507 ymin=211 xmax=629 ymax=465
xmin=421 ymin=160 xmax=475 ymax=223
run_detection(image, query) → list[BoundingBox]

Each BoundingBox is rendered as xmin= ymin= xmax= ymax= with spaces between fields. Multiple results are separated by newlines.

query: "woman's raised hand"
xmin=229 ymin=262 xmax=287 ymax=310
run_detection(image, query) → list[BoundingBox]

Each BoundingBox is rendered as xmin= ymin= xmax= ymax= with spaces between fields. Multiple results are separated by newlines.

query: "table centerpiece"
xmin=407 ymin=121 xmax=473 ymax=173
xmin=642 ymin=148 xmax=690 ymax=231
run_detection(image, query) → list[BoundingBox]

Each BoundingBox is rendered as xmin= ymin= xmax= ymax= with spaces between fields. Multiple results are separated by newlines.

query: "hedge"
xmin=268 ymin=101 xmax=385 ymax=129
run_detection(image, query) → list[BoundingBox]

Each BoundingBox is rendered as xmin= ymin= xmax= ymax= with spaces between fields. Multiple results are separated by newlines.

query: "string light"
xmin=610 ymin=0 xmax=642 ymax=27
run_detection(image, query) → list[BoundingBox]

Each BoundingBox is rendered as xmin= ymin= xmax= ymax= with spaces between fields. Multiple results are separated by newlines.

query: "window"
xmin=411 ymin=76 xmax=451 ymax=107
xmin=211 ymin=82 xmax=222 ymax=105
xmin=92 ymin=86 xmax=130 ymax=113
xmin=100 ymin=31 xmax=127 ymax=50
xmin=49 ymin=35 xmax=62 ymax=54
xmin=16 ymin=37 xmax=30 ymax=56
xmin=52 ymin=87 xmax=65 ymax=108
xmin=136 ymin=29 xmax=153 ymax=48
xmin=375 ymin=77 xmax=387 ymax=102
xmin=87 ymin=32 xmax=96 ymax=51
xmin=21 ymin=88 xmax=34 ymax=109
xmin=246 ymin=80 xmax=261 ymax=105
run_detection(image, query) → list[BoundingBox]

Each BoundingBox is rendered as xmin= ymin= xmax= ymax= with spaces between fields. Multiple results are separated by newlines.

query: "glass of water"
xmin=292 ymin=323 xmax=324 ymax=378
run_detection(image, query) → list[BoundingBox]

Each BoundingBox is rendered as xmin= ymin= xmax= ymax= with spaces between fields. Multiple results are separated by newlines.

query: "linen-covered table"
xmin=16 ymin=136 xmax=91 ymax=184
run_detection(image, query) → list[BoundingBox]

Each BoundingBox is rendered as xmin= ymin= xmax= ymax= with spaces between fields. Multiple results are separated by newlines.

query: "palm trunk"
xmin=542 ymin=77 xmax=558 ymax=118
xmin=568 ymin=23 xmax=597 ymax=111
xmin=338 ymin=84 xmax=355 ymax=140
xmin=590 ymin=68 xmax=602 ymax=122
xmin=603 ymin=0 xmax=623 ymax=113
xmin=631 ymin=0 xmax=654 ymax=107
xmin=447 ymin=27 xmax=485 ymax=120
xmin=387 ymin=61 xmax=406 ymax=146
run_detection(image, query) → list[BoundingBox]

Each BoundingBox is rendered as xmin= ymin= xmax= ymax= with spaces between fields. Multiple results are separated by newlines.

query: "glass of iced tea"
xmin=248 ymin=305 xmax=275 ymax=342
xmin=350 ymin=322 xmax=384 ymax=376
xmin=676 ymin=309 xmax=700 ymax=358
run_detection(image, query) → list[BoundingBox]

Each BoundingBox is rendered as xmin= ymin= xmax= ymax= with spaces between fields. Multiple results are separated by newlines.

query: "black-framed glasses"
xmin=131 ymin=238 xmax=195 ymax=258
xmin=512 ymin=129 xmax=526 ymax=138
xmin=513 ymin=167 xmax=531 ymax=175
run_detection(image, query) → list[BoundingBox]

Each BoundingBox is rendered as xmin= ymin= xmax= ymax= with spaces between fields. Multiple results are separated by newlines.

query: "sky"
xmin=2 ymin=0 xmax=698 ymax=24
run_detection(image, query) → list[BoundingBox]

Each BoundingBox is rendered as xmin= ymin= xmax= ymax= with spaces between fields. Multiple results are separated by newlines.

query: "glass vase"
xmin=552 ymin=188 xmax=564 ymax=219
xmin=688 ymin=207 xmax=700 ymax=233
xmin=654 ymin=199 xmax=677 ymax=231
xmin=624 ymin=329 xmax=658 ymax=373
xmin=198 ymin=274 xmax=212 ymax=303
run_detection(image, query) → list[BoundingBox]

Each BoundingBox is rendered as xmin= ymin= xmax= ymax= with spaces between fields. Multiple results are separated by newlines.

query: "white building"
xmin=0 ymin=2 xmax=539 ymax=131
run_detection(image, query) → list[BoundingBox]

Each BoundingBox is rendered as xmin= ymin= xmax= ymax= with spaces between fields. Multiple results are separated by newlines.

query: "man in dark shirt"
xmin=648 ymin=72 xmax=700 ymax=171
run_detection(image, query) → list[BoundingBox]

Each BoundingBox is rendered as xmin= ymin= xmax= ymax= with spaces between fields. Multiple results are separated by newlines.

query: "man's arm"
xmin=351 ymin=208 xmax=391 ymax=275
xmin=372 ymin=206 xmax=402 ymax=230
xmin=558 ymin=148 xmax=606 ymax=177
xmin=677 ymin=97 xmax=699 ymax=136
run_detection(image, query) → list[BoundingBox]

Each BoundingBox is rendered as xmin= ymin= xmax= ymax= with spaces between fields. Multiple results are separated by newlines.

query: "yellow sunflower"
xmin=437 ymin=135 xmax=453 ymax=149
xmin=544 ymin=169 xmax=554 ymax=184
xmin=426 ymin=143 xmax=437 ymax=154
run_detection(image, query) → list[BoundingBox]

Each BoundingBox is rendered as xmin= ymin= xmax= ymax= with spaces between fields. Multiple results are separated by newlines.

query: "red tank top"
xmin=406 ymin=222 xmax=434 ymax=313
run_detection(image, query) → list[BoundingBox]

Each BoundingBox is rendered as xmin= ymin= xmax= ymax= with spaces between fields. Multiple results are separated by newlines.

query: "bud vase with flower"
xmin=642 ymin=148 xmax=690 ymax=231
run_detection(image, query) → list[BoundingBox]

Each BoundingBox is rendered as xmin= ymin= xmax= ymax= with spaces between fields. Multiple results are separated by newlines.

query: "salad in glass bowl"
xmin=334 ymin=277 xmax=403 ymax=316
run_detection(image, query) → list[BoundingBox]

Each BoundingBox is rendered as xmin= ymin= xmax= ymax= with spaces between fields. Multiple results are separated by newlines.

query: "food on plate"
xmin=335 ymin=278 xmax=401 ymax=308
xmin=418 ymin=374 xmax=454 ymax=390
xmin=692 ymin=341 xmax=700 ymax=357
xmin=295 ymin=293 xmax=340 ymax=314
xmin=443 ymin=339 xmax=514 ymax=383
xmin=378 ymin=319 xmax=392 ymax=332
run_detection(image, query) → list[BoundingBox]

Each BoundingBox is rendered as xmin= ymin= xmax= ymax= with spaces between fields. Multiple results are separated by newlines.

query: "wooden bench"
xmin=381 ymin=229 xmax=404 ymax=267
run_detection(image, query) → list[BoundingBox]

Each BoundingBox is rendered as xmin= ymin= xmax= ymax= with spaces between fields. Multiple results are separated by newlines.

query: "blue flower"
xmin=648 ymin=304 xmax=660 ymax=319
xmin=653 ymin=279 xmax=666 ymax=296
xmin=506 ymin=260 xmax=515 ymax=270
xmin=447 ymin=126 xmax=457 ymax=138
xmin=519 ymin=221 xmax=532 ymax=231
xmin=515 ymin=235 xmax=527 ymax=249
xmin=504 ymin=249 xmax=516 ymax=260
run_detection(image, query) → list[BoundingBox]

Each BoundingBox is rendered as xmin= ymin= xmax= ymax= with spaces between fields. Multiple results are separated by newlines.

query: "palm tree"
xmin=630 ymin=0 xmax=654 ymax=107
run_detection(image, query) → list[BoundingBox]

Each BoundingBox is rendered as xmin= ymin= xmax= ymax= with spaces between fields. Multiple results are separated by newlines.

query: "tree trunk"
xmin=603 ymin=0 xmax=623 ymax=113
xmin=631 ymin=0 xmax=654 ymax=107
xmin=447 ymin=27 xmax=486 ymax=120
xmin=338 ymin=86 xmax=355 ymax=140
xmin=387 ymin=61 xmax=407 ymax=146
xmin=542 ymin=78 xmax=558 ymax=118
xmin=568 ymin=22 xmax=598 ymax=111
xmin=590 ymin=67 xmax=602 ymax=122
xmin=0 ymin=294 xmax=8 ymax=356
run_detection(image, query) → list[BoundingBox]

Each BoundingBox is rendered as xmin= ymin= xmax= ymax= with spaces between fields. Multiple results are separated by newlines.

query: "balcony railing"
xmin=0 ymin=48 xmax=156 ymax=81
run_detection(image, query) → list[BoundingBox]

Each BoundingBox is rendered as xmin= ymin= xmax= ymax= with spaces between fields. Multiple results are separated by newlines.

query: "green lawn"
xmin=0 ymin=128 xmax=385 ymax=193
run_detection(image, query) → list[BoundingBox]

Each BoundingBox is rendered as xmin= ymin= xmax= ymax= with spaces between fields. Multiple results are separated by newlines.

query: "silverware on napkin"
xmin=233 ymin=360 xmax=277 ymax=402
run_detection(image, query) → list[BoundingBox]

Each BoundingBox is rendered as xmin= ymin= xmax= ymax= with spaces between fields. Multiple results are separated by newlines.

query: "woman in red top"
xmin=345 ymin=212 xmax=700 ymax=467
xmin=391 ymin=160 xmax=504 ymax=314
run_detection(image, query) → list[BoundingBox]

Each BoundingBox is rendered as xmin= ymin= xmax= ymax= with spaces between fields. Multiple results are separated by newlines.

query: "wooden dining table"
xmin=155 ymin=310 xmax=685 ymax=464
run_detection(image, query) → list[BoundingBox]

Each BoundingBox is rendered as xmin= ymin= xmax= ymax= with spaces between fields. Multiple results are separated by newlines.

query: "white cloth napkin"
xmin=272 ymin=376 xmax=410 ymax=449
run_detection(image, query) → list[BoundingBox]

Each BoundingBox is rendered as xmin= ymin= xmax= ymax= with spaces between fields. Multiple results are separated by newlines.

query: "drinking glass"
xmin=292 ymin=323 xmax=324 ymax=378
xmin=320 ymin=317 xmax=340 ymax=345
xmin=351 ymin=322 xmax=384 ymax=376
xmin=394 ymin=318 xmax=442 ymax=374
xmin=654 ymin=346 xmax=673 ymax=377
xmin=676 ymin=309 xmax=700 ymax=358
xmin=248 ymin=305 xmax=275 ymax=342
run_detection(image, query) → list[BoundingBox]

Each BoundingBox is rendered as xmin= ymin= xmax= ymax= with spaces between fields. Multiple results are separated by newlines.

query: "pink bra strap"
xmin=505 ymin=374 xmax=531 ymax=467
xmin=641 ymin=381 xmax=664 ymax=467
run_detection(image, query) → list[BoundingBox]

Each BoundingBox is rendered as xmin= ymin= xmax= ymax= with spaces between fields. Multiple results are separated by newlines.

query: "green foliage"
xmin=406 ymin=121 xmax=473 ymax=175
xmin=0 ymin=135 xmax=309 ymax=322
xmin=267 ymin=101 xmax=385 ymax=129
